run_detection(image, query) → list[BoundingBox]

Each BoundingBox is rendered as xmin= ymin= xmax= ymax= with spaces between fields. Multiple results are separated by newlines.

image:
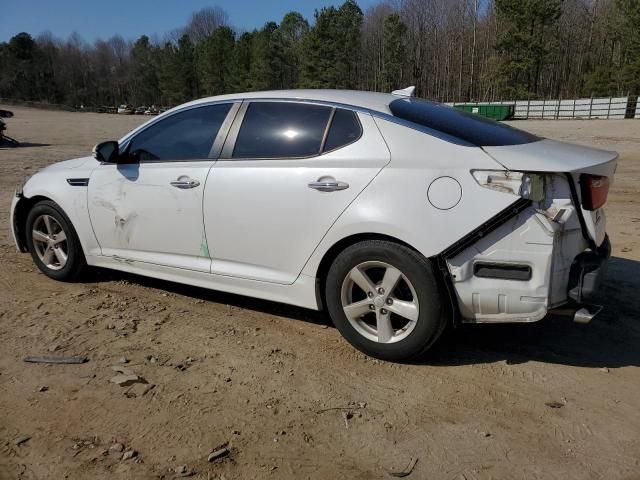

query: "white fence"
xmin=447 ymin=96 xmax=639 ymax=120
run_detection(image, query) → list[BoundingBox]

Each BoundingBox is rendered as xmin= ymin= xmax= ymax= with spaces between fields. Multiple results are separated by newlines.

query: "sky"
xmin=1 ymin=0 xmax=382 ymax=43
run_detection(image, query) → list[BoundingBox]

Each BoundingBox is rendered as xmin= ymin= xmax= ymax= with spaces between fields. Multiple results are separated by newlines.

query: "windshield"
xmin=389 ymin=98 xmax=540 ymax=147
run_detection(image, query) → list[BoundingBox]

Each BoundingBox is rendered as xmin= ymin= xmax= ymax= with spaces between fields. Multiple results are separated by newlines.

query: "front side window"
xmin=128 ymin=103 xmax=232 ymax=161
xmin=233 ymin=102 xmax=332 ymax=159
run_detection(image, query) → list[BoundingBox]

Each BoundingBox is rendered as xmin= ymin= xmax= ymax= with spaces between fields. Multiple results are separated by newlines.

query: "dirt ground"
xmin=1 ymin=106 xmax=639 ymax=480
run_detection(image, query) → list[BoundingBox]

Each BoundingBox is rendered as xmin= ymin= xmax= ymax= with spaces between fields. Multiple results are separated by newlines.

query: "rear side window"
xmin=233 ymin=102 xmax=332 ymax=159
xmin=323 ymin=108 xmax=362 ymax=152
xmin=389 ymin=98 xmax=539 ymax=147
xmin=128 ymin=104 xmax=231 ymax=161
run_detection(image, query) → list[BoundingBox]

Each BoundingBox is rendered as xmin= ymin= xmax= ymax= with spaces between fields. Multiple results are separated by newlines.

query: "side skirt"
xmin=86 ymin=255 xmax=321 ymax=311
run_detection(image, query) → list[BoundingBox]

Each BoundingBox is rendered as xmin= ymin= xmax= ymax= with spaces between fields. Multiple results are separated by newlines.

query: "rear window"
xmin=389 ymin=98 xmax=539 ymax=147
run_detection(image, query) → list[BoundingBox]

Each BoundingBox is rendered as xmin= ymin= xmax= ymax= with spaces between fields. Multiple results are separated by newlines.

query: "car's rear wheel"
xmin=325 ymin=240 xmax=447 ymax=361
xmin=25 ymin=200 xmax=87 ymax=281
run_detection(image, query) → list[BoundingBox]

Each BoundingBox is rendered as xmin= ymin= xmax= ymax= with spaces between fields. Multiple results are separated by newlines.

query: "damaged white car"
xmin=10 ymin=88 xmax=615 ymax=361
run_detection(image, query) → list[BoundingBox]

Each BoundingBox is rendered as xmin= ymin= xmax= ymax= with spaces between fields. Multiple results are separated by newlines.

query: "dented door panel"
xmin=88 ymin=162 xmax=213 ymax=272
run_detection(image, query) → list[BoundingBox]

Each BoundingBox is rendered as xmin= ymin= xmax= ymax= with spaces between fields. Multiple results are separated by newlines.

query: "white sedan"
xmin=10 ymin=88 xmax=615 ymax=361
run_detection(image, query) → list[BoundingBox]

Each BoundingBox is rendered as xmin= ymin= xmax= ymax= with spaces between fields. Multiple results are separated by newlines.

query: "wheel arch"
xmin=13 ymin=195 xmax=55 ymax=252
xmin=314 ymin=233 xmax=455 ymax=317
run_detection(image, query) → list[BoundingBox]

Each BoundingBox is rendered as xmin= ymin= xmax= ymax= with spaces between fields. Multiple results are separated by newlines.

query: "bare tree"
xmin=360 ymin=3 xmax=394 ymax=91
xmin=185 ymin=6 xmax=230 ymax=43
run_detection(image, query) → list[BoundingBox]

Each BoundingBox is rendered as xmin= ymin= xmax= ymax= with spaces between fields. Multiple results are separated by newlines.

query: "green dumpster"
xmin=453 ymin=103 xmax=515 ymax=121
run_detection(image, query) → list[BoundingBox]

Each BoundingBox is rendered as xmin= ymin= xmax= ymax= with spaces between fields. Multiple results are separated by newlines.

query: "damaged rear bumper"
xmin=567 ymin=235 xmax=610 ymax=303
xmin=442 ymin=192 xmax=610 ymax=324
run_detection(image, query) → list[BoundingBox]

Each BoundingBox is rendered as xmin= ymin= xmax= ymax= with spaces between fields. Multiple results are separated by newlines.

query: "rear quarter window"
xmin=323 ymin=108 xmax=362 ymax=152
xmin=389 ymin=98 xmax=540 ymax=147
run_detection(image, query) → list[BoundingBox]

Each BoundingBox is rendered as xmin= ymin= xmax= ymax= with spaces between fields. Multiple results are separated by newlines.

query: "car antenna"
xmin=391 ymin=86 xmax=416 ymax=97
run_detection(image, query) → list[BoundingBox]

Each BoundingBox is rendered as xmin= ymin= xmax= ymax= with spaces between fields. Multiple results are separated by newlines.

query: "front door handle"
xmin=308 ymin=176 xmax=349 ymax=192
xmin=170 ymin=176 xmax=200 ymax=189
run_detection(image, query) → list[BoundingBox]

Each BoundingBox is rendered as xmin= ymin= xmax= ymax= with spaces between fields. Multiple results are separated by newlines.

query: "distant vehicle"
xmin=117 ymin=105 xmax=134 ymax=115
xmin=0 ymin=109 xmax=18 ymax=147
xmin=10 ymin=88 xmax=615 ymax=360
xmin=135 ymin=106 xmax=147 ymax=115
xmin=144 ymin=106 xmax=159 ymax=115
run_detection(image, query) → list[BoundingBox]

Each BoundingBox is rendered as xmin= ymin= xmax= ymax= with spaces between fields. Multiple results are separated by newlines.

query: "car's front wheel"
xmin=25 ymin=200 xmax=87 ymax=281
xmin=325 ymin=240 xmax=447 ymax=361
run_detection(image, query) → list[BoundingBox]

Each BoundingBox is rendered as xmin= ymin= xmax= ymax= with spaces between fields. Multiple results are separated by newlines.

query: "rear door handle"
xmin=308 ymin=177 xmax=349 ymax=192
xmin=170 ymin=176 xmax=200 ymax=189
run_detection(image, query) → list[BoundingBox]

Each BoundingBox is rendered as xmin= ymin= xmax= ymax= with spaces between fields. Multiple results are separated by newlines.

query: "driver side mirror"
xmin=92 ymin=141 xmax=120 ymax=163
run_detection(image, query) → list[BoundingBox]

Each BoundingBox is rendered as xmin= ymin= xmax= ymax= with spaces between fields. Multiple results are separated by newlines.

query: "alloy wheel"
xmin=340 ymin=261 xmax=419 ymax=344
xmin=31 ymin=214 xmax=68 ymax=270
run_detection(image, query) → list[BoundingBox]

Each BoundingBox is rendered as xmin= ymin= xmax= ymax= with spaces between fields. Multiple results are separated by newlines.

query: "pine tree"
xmin=228 ymin=32 xmax=254 ymax=93
xmin=196 ymin=26 xmax=235 ymax=96
xmin=494 ymin=0 xmax=562 ymax=98
xmin=335 ymin=0 xmax=363 ymax=89
xmin=299 ymin=0 xmax=363 ymax=89
xmin=176 ymin=34 xmax=197 ymax=100
xmin=381 ymin=13 xmax=408 ymax=92
xmin=158 ymin=35 xmax=196 ymax=105
xmin=5 ymin=33 xmax=39 ymax=100
xmin=130 ymin=35 xmax=160 ymax=105
xmin=617 ymin=0 xmax=640 ymax=93
xmin=280 ymin=12 xmax=309 ymax=88
xmin=248 ymin=22 xmax=286 ymax=90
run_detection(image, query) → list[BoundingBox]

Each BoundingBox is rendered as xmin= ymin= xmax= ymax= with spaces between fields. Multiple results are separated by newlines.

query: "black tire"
xmin=325 ymin=240 xmax=447 ymax=361
xmin=25 ymin=200 xmax=87 ymax=281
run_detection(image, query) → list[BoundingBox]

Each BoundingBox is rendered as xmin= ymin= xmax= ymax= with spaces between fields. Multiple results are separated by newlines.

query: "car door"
xmin=203 ymin=101 xmax=390 ymax=284
xmin=88 ymin=103 xmax=236 ymax=272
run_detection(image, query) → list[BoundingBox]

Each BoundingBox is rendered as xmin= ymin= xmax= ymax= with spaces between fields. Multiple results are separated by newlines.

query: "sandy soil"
xmin=1 ymin=106 xmax=639 ymax=480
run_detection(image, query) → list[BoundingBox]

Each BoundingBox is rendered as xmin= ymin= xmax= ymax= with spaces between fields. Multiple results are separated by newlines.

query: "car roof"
xmin=179 ymin=89 xmax=397 ymax=115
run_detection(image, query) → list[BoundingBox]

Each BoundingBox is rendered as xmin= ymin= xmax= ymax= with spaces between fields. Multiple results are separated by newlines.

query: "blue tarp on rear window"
xmin=389 ymin=98 xmax=540 ymax=147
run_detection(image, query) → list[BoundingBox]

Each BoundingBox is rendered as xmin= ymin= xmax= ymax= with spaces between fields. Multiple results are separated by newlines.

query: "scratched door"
xmin=87 ymin=161 xmax=213 ymax=272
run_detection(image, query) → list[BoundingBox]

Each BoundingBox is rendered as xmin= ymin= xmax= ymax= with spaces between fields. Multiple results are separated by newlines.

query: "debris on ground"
xmin=121 ymin=449 xmax=137 ymax=461
xmin=174 ymin=465 xmax=196 ymax=477
xmin=125 ymin=382 xmax=155 ymax=398
xmin=545 ymin=401 xmax=565 ymax=409
xmin=207 ymin=443 xmax=230 ymax=462
xmin=389 ymin=457 xmax=418 ymax=478
xmin=342 ymin=411 xmax=353 ymax=429
xmin=109 ymin=365 xmax=148 ymax=387
xmin=109 ymin=443 xmax=124 ymax=453
xmin=110 ymin=374 xmax=144 ymax=387
xmin=316 ymin=402 xmax=368 ymax=414
xmin=14 ymin=435 xmax=31 ymax=446
xmin=37 ymin=385 xmax=49 ymax=392
xmin=175 ymin=357 xmax=194 ymax=372
xmin=24 ymin=355 xmax=88 ymax=364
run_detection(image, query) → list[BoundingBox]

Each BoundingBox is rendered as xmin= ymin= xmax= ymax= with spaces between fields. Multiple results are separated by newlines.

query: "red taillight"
xmin=580 ymin=174 xmax=609 ymax=210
